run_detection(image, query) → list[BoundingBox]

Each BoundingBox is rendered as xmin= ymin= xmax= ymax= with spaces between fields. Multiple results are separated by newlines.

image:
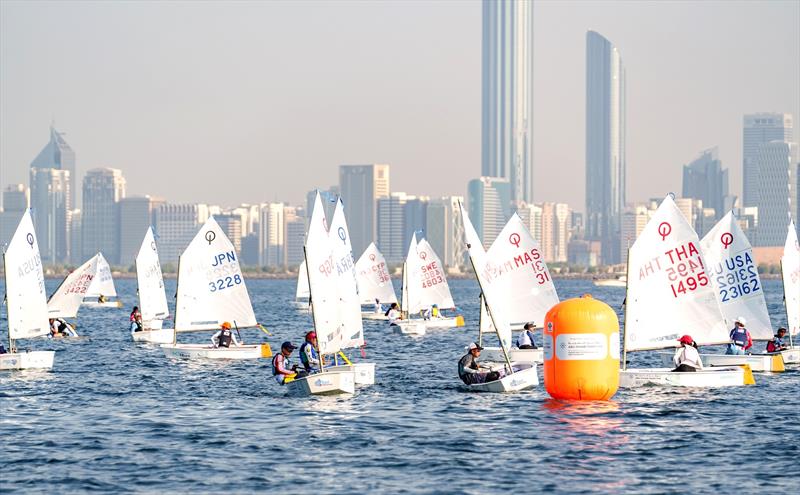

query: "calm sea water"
xmin=1 ymin=278 xmax=798 ymax=494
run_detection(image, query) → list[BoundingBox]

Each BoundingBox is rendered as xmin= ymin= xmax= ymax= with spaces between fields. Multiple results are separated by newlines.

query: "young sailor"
xmin=458 ymin=343 xmax=499 ymax=384
xmin=726 ymin=317 xmax=752 ymax=355
xmin=98 ymin=294 xmax=107 ymax=303
xmin=299 ymin=331 xmax=321 ymax=373
xmin=210 ymin=321 xmax=240 ymax=348
xmin=374 ymin=298 xmax=383 ymax=314
xmin=516 ymin=323 xmax=538 ymax=350
xmin=766 ymin=328 xmax=789 ymax=353
xmin=272 ymin=341 xmax=302 ymax=384
xmin=386 ymin=302 xmax=401 ymax=326
xmin=672 ymin=335 xmax=703 ymax=372
xmin=130 ymin=306 xmax=143 ymax=332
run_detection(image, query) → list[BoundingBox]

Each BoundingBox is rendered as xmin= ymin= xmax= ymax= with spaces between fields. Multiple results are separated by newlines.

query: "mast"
xmin=4 ymin=252 xmax=11 ymax=352
xmin=782 ymin=258 xmax=794 ymax=348
xmin=477 ymin=293 xmax=485 ymax=347
xmin=622 ymin=247 xmax=632 ymax=371
xmin=401 ymin=261 xmax=408 ymax=319
xmin=304 ymin=245 xmax=324 ymax=373
xmin=172 ymin=255 xmax=181 ymax=345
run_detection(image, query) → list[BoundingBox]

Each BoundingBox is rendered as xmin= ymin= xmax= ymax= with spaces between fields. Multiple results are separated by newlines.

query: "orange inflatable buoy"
xmin=543 ymin=294 xmax=619 ymax=401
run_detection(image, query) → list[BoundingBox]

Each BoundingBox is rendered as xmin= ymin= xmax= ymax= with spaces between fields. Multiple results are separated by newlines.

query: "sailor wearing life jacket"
xmin=272 ymin=341 xmax=299 ymax=385
xmin=211 ymin=321 xmax=240 ymax=348
xmin=725 ymin=317 xmax=752 ymax=355
xmin=766 ymin=328 xmax=789 ymax=353
xmin=516 ymin=323 xmax=538 ymax=350
xmin=299 ymin=331 xmax=321 ymax=373
xmin=672 ymin=335 xmax=703 ymax=372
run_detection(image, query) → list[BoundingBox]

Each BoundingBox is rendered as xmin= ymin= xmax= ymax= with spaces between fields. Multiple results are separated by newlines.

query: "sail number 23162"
xmin=209 ymin=274 xmax=242 ymax=292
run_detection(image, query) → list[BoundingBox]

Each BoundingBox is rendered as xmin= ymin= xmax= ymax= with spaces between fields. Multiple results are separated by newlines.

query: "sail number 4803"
xmin=209 ymin=274 xmax=242 ymax=292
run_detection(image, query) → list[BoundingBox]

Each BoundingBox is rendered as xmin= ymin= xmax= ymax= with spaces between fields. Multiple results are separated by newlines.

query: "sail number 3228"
xmin=209 ymin=274 xmax=242 ymax=292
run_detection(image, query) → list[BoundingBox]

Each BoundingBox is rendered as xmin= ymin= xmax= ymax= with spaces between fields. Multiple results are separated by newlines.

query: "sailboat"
xmin=131 ymin=227 xmax=172 ymax=344
xmin=457 ymin=202 xmax=538 ymax=392
xmin=0 ymin=209 xmax=55 ymax=370
xmin=397 ymin=233 xmax=464 ymax=335
xmin=319 ymin=198 xmax=375 ymax=385
xmin=292 ymin=261 xmax=311 ymax=312
xmin=473 ymin=213 xmax=558 ymax=365
xmin=45 ymin=255 xmax=98 ymax=339
xmin=355 ymin=242 xmax=397 ymax=320
xmin=286 ymin=192 xmax=355 ymax=395
xmin=619 ymin=195 xmax=754 ymax=387
xmin=82 ymin=253 xmax=123 ymax=308
xmin=659 ymin=211 xmax=784 ymax=372
xmin=779 ymin=220 xmax=800 ymax=363
xmin=161 ymin=216 xmax=271 ymax=360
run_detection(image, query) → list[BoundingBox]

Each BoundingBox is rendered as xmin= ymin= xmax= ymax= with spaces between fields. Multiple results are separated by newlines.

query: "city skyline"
xmin=1 ymin=1 xmax=798 ymax=210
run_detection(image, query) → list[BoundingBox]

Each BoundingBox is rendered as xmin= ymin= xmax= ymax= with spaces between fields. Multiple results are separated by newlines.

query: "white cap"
xmin=468 ymin=342 xmax=484 ymax=351
xmin=736 ymin=316 xmax=747 ymax=325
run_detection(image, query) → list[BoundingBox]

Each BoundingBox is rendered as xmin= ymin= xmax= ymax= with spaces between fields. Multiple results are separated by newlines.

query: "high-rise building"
xmin=31 ymin=125 xmax=77 ymax=207
xmin=743 ymin=113 xmax=793 ymax=207
xmin=540 ymin=202 xmax=571 ymax=263
xmin=620 ymin=203 xmax=656 ymax=265
xmin=153 ymin=204 xmax=209 ymax=265
xmin=69 ymin=210 xmax=82 ymax=264
xmin=467 ymin=177 xmax=512 ymax=248
xmin=284 ymin=206 xmax=306 ymax=268
xmin=426 ymin=196 xmax=465 ymax=270
xmin=586 ymin=30 xmax=626 ymax=265
xmin=118 ymin=196 xmax=164 ymax=267
xmin=481 ymin=0 xmax=533 ymax=204
xmin=403 ymin=196 xmax=428 ymax=254
xmin=81 ymin=168 xmax=126 ymax=264
xmin=30 ymin=168 xmax=71 ymax=263
xmin=755 ymin=141 xmax=796 ymax=246
xmin=0 ymin=184 xmax=28 ymax=248
xmin=377 ymin=193 xmax=409 ymax=265
xmin=517 ymin=202 xmax=543 ymax=243
xmin=216 ymin=214 xmax=243 ymax=256
xmin=339 ymin=164 xmax=390 ymax=258
xmin=682 ymin=147 xmax=732 ymax=219
xmin=258 ymin=203 xmax=285 ymax=267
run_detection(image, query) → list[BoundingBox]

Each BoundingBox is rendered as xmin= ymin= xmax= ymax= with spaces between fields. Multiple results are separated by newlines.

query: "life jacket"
xmin=766 ymin=337 xmax=784 ymax=353
xmin=730 ymin=327 xmax=748 ymax=347
xmin=299 ymin=341 xmax=317 ymax=370
xmin=271 ymin=354 xmax=283 ymax=376
xmin=432 ymin=307 xmax=439 ymax=318
xmin=218 ymin=328 xmax=232 ymax=348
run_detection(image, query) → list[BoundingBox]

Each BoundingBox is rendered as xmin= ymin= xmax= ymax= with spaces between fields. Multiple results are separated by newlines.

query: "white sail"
xmin=625 ymin=195 xmax=728 ymax=351
xmin=484 ymin=213 xmax=559 ymax=328
xmin=305 ymin=192 xmax=343 ymax=354
xmin=405 ymin=236 xmax=455 ymax=314
xmin=85 ymin=253 xmax=117 ymax=298
xmin=701 ymin=211 xmax=771 ymax=339
xmin=400 ymin=234 xmax=417 ymax=313
xmin=47 ymin=255 xmax=99 ymax=318
xmin=295 ymin=260 xmax=310 ymax=299
xmin=329 ymin=198 xmax=364 ymax=349
xmin=459 ymin=203 xmax=511 ymax=350
xmin=174 ymin=216 xmax=256 ymax=332
xmin=136 ymin=227 xmax=169 ymax=326
xmin=355 ymin=242 xmax=398 ymax=305
xmin=4 ymin=210 xmax=49 ymax=340
xmin=782 ymin=221 xmax=800 ymax=337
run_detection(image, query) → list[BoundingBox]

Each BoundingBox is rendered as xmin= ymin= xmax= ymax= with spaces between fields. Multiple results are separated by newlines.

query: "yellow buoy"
xmin=543 ymin=294 xmax=619 ymax=401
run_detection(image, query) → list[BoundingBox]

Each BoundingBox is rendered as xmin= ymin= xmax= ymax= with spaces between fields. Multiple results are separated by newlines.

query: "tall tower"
xmin=81 ymin=168 xmax=126 ymax=263
xmin=586 ymin=30 xmax=626 ymax=265
xmin=743 ymin=113 xmax=793 ymax=207
xmin=339 ymin=164 xmax=390 ymax=258
xmin=481 ymin=0 xmax=533 ymax=205
xmin=31 ymin=125 xmax=77 ymax=208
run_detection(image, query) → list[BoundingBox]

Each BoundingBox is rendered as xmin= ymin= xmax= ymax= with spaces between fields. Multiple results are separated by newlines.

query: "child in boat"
xmin=386 ymin=303 xmax=401 ymax=326
xmin=98 ymin=294 xmax=107 ymax=303
xmin=672 ymin=335 xmax=703 ymax=372
xmin=374 ymin=298 xmax=382 ymax=314
xmin=516 ymin=323 xmax=538 ymax=349
xmin=299 ymin=331 xmax=321 ymax=373
xmin=725 ymin=317 xmax=752 ymax=355
xmin=130 ymin=306 xmax=143 ymax=332
xmin=272 ymin=341 xmax=306 ymax=384
xmin=211 ymin=321 xmax=240 ymax=348
xmin=458 ymin=343 xmax=500 ymax=384
xmin=766 ymin=328 xmax=789 ymax=353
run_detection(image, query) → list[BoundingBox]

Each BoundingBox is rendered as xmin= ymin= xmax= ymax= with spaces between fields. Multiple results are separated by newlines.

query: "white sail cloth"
xmin=329 ymin=199 xmax=364 ymax=349
xmin=136 ymin=227 xmax=169 ymax=326
xmin=625 ymin=195 xmax=728 ymax=351
xmin=355 ymin=242 xmax=397 ymax=305
xmin=174 ymin=216 xmax=256 ymax=332
xmin=701 ymin=211 xmax=771 ymax=339
xmin=85 ymin=253 xmax=117 ymax=298
xmin=296 ymin=260 xmax=310 ymax=299
xmin=782 ymin=221 xmax=800 ymax=337
xmin=4 ymin=210 xmax=49 ymax=340
xmin=47 ymin=255 xmax=99 ymax=318
xmin=403 ymin=234 xmax=455 ymax=314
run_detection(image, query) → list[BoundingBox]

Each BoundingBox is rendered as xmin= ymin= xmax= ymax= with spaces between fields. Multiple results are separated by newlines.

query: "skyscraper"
xmin=755 ymin=141 xmax=796 ymax=246
xmin=481 ymin=0 xmax=533 ymax=204
xmin=81 ymin=168 xmax=126 ymax=264
xmin=153 ymin=203 xmax=209 ymax=265
xmin=743 ymin=113 xmax=793 ymax=207
xmin=216 ymin=213 xmax=243 ymax=256
xmin=31 ymin=125 xmax=77 ymax=208
xmin=467 ymin=176 xmax=512 ymax=248
xmin=539 ymin=202 xmax=571 ymax=263
xmin=0 ymin=184 xmax=28 ymax=248
xmin=258 ymin=203 xmax=285 ymax=268
xmin=339 ymin=164 xmax=390 ymax=258
xmin=284 ymin=206 xmax=306 ymax=268
xmin=586 ymin=30 xmax=626 ymax=265
xmin=30 ymin=168 xmax=71 ymax=263
xmin=377 ymin=192 xmax=409 ymax=265
xmin=681 ymin=147 xmax=732 ymax=220
xmin=119 ymin=196 xmax=163 ymax=267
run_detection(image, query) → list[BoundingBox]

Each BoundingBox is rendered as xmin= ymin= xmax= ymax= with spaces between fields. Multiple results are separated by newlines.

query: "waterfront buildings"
xmin=339 ymin=164 xmax=390 ymax=258
xmin=681 ymin=147 xmax=732 ymax=220
xmin=743 ymin=113 xmax=793 ymax=208
xmin=755 ymin=141 xmax=796 ymax=246
xmin=467 ymin=177 xmax=512 ymax=248
xmin=81 ymin=168 xmax=126 ymax=264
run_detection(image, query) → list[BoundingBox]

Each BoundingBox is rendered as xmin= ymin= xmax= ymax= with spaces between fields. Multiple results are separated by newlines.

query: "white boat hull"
xmin=395 ymin=321 xmax=426 ymax=335
xmin=660 ymin=352 xmax=785 ymax=372
xmin=779 ymin=347 xmax=800 ymax=364
xmin=0 ymin=351 xmax=55 ymax=371
xmin=593 ymin=279 xmax=626 ymax=288
xmin=82 ymin=301 xmax=123 ymax=309
xmin=132 ymin=328 xmax=175 ymax=344
xmin=619 ymin=367 xmax=752 ymax=388
xmin=286 ymin=370 xmax=356 ymax=396
xmin=325 ymin=362 xmax=376 ymax=385
xmin=291 ymin=301 xmax=311 ymax=312
xmin=421 ymin=316 xmax=463 ymax=329
xmin=465 ymin=363 xmax=538 ymax=393
xmin=475 ymin=346 xmax=543 ymax=364
xmin=362 ymin=312 xmax=387 ymax=321
xmin=161 ymin=343 xmax=271 ymax=360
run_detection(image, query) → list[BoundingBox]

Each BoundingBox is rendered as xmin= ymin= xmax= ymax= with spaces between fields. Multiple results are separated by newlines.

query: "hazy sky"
xmin=1 ymin=0 xmax=798 ymax=211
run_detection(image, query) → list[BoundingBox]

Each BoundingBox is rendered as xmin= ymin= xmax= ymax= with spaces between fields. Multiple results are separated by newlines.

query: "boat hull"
xmin=779 ymin=347 xmax=800 ymax=364
xmin=619 ymin=367 xmax=752 ymax=388
xmin=286 ymin=370 xmax=356 ymax=396
xmin=465 ymin=363 xmax=538 ymax=393
xmin=475 ymin=346 xmax=543 ymax=364
xmin=593 ymin=280 xmax=626 ymax=288
xmin=395 ymin=321 xmax=426 ymax=335
xmin=326 ymin=362 xmax=375 ymax=385
xmin=362 ymin=312 xmax=387 ymax=321
xmin=82 ymin=301 xmax=123 ymax=309
xmin=659 ymin=352 xmax=785 ymax=372
xmin=0 ymin=351 xmax=55 ymax=371
xmin=161 ymin=343 xmax=270 ymax=360
xmin=132 ymin=328 xmax=175 ymax=344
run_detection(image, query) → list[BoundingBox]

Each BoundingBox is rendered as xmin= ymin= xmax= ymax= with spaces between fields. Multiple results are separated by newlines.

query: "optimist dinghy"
xmin=82 ymin=253 xmax=123 ymax=308
xmin=355 ymin=242 xmax=397 ymax=321
xmin=292 ymin=261 xmax=312 ymax=313
xmin=45 ymin=255 xmax=97 ymax=340
xmin=457 ymin=203 xmax=538 ymax=393
xmin=778 ymin=221 xmax=800 ymax=364
xmin=285 ymin=192 xmax=356 ymax=396
xmin=131 ymin=227 xmax=173 ymax=344
xmin=619 ymin=195 xmax=754 ymax=388
xmin=161 ymin=216 xmax=270 ymax=360
xmin=0 ymin=210 xmax=55 ymax=371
